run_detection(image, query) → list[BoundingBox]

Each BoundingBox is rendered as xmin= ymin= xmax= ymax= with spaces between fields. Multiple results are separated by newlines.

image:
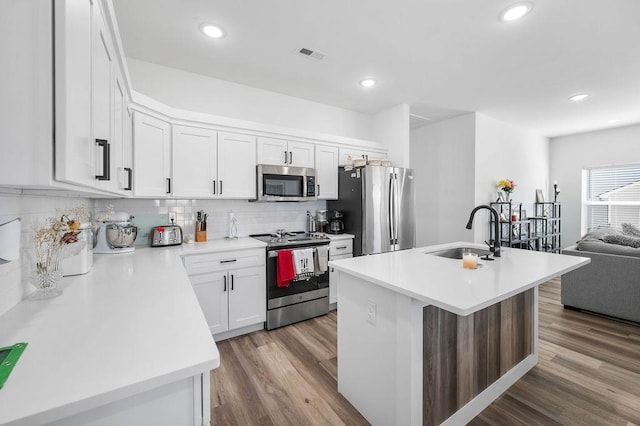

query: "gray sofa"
xmin=561 ymin=227 xmax=640 ymax=324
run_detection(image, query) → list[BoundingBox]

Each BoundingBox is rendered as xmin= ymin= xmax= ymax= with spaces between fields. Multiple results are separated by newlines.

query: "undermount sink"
xmin=429 ymin=247 xmax=493 ymax=259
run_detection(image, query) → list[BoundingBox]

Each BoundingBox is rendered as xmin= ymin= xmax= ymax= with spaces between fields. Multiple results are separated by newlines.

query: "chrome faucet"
xmin=465 ymin=205 xmax=501 ymax=258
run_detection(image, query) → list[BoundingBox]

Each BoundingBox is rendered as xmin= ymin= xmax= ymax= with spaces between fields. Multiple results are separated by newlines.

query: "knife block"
xmin=195 ymin=231 xmax=207 ymax=242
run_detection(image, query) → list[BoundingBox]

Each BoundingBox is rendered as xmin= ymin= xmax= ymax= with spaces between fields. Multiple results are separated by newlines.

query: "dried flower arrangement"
xmin=31 ymin=205 xmax=90 ymax=297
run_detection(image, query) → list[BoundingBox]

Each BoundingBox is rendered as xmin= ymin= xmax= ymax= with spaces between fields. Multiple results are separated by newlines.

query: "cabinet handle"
xmin=231 ymin=274 xmax=234 ymax=290
xmin=95 ymin=139 xmax=110 ymax=181
xmin=213 ymin=180 xmax=216 ymax=195
xmin=219 ymin=180 xmax=223 ymax=195
xmin=124 ymin=167 xmax=132 ymax=191
xmin=166 ymin=177 xmax=171 ymax=194
xmin=336 ymin=245 xmax=348 ymax=250
xmin=284 ymin=151 xmax=288 ymax=164
xmin=220 ymin=259 xmax=237 ymax=264
xmin=223 ymin=275 xmax=227 ymax=292
xmin=289 ymin=151 xmax=292 ymax=164
xmin=317 ymin=184 xmax=320 ymax=197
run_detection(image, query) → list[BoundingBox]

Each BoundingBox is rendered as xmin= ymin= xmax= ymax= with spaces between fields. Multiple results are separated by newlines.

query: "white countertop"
xmin=0 ymin=247 xmax=220 ymax=425
xmin=179 ymin=236 xmax=267 ymax=254
xmin=325 ymin=233 xmax=355 ymax=241
xmin=329 ymin=241 xmax=590 ymax=316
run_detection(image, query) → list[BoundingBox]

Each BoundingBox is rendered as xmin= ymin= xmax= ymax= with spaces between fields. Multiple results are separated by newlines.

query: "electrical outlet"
xmin=168 ymin=211 xmax=177 ymax=223
xmin=366 ymin=301 xmax=377 ymax=326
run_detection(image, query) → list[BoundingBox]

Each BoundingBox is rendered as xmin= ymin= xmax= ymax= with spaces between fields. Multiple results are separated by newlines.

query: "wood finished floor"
xmin=211 ymin=278 xmax=640 ymax=425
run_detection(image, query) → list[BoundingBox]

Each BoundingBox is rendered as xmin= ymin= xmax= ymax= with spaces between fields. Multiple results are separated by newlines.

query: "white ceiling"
xmin=112 ymin=0 xmax=640 ymax=138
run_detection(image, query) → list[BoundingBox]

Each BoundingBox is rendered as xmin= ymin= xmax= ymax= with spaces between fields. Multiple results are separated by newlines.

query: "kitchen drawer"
xmin=329 ymin=239 xmax=353 ymax=256
xmin=184 ymin=248 xmax=265 ymax=275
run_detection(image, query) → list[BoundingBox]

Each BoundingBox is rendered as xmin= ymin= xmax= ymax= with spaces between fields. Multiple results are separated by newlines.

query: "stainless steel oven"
xmin=251 ymin=232 xmax=329 ymax=330
xmin=256 ymin=165 xmax=317 ymax=202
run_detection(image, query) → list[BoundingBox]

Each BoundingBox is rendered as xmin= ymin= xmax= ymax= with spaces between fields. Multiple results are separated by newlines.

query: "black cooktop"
xmin=250 ymin=231 xmax=330 ymax=249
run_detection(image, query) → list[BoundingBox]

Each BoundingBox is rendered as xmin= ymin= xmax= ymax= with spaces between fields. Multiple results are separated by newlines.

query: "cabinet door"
xmin=217 ymin=132 xmax=257 ymax=199
xmin=257 ymin=137 xmax=288 ymax=166
xmin=191 ymin=272 xmax=229 ymax=335
xmin=108 ymin=71 xmax=128 ymax=194
xmin=288 ymin=141 xmax=315 ymax=168
xmin=315 ymin=145 xmax=339 ymax=200
xmin=228 ymin=266 xmax=266 ymax=330
xmin=122 ymin=101 xmax=133 ymax=192
xmin=54 ymin=0 xmax=94 ymax=188
xmin=133 ymin=112 xmax=172 ymax=197
xmin=329 ymin=253 xmax=352 ymax=305
xmin=92 ymin=2 xmax=116 ymax=191
xmin=172 ymin=126 xmax=217 ymax=198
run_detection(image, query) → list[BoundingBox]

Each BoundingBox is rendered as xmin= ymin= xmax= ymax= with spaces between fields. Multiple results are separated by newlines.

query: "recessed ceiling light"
xmin=200 ymin=23 xmax=225 ymax=39
xmin=360 ymin=79 xmax=376 ymax=88
xmin=499 ymin=2 xmax=533 ymax=22
xmin=608 ymin=119 xmax=620 ymax=124
xmin=569 ymin=93 xmax=589 ymax=102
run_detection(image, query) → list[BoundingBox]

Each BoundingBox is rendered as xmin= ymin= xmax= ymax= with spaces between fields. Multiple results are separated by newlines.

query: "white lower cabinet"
xmin=184 ymin=248 xmax=266 ymax=337
xmin=329 ymin=237 xmax=354 ymax=306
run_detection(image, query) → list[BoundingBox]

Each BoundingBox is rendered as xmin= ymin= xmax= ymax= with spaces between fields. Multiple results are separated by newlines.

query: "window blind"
xmin=584 ymin=164 xmax=640 ymax=230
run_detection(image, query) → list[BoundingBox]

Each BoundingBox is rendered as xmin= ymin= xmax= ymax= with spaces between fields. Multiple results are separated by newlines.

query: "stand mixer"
xmin=94 ymin=212 xmax=138 ymax=254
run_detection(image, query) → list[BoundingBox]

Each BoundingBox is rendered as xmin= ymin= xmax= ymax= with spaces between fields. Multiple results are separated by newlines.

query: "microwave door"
xmin=263 ymin=174 xmax=304 ymax=198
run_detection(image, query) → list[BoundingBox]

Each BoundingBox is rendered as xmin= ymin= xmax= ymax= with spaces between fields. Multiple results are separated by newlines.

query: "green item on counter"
xmin=0 ymin=342 xmax=27 ymax=389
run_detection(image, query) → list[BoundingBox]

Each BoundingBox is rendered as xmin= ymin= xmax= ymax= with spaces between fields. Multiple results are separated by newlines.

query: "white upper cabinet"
xmin=170 ymin=127 xmax=256 ymax=199
xmin=54 ymin=0 xmax=94 ymax=188
xmin=92 ymin=2 xmax=122 ymax=194
xmin=172 ymin=126 xmax=218 ymax=198
xmin=257 ymin=137 xmax=288 ymax=166
xmin=288 ymin=141 xmax=315 ymax=168
xmin=50 ymin=0 xmax=130 ymax=194
xmin=315 ymin=145 xmax=339 ymax=200
xmin=217 ymin=132 xmax=257 ymax=199
xmin=257 ymin=137 xmax=314 ymax=168
xmin=338 ymin=147 xmax=387 ymax=166
xmin=133 ymin=112 xmax=172 ymax=197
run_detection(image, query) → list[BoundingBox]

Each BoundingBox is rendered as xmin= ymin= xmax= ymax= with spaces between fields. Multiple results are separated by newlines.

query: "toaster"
xmin=150 ymin=224 xmax=183 ymax=247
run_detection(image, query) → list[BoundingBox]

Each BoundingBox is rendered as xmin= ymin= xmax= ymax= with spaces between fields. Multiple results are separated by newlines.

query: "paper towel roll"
xmin=0 ymin=218 xmax=21 ymax=262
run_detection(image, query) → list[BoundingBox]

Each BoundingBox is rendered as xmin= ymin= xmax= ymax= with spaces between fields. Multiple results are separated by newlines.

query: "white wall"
xmin=474 ymin=114 xmax=550 ymax=243
xmin=410 ymin=113 xmax=549 ymax=246
xmin=0 ymin=194 xmax=92 ymax=316
xmin=410 ymin=113 xmax=476 ymax=246
xmin=373 ymin=104 xmax=411 ymax=168
xmin=127 ymin=58 xmax=374 ymax=141
xmin=550 ymin=124 xmax=640 ymax=248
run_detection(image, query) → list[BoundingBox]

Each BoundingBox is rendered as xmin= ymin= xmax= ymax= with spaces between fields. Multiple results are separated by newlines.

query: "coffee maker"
xmin=328 ymin=211 xmax=344 ymax=234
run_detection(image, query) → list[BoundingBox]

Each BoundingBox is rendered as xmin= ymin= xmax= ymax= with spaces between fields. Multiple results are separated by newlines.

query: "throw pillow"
xmin=603 ymin=234 xmax=640 ymax=249
xmin=621 ymin=223 xmax=640 ymax=237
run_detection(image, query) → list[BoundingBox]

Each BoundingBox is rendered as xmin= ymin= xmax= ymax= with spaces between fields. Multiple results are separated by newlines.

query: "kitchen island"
xmin=328 ymin=242 xmax=589 ymax=425
xmin=0 ymin=247 xmax=220 ymax=426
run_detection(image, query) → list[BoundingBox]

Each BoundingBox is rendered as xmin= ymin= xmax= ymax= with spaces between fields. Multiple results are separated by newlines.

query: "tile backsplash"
xmin=0 ymin=194 xmax=93 ymax=316
xmin=94 ymin=199 xmax=327 ymax=244
xmin=0 ymin=193 xmax=325 ymax=316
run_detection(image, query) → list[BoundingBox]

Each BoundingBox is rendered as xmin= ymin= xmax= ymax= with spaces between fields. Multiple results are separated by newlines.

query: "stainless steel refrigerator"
xmin=327 ymin=166 xmax=415 ymax=256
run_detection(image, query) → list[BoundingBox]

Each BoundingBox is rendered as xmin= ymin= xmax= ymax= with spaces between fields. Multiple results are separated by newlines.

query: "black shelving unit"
xmin=530 ymin=202 xmax=561 ymax=253
xmin=489 ymin=202 xmax=537 ymax=250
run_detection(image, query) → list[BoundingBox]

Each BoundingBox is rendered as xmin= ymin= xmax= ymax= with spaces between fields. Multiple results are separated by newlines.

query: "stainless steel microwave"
xmin=256 ymin=165 xmax=317 ymax=201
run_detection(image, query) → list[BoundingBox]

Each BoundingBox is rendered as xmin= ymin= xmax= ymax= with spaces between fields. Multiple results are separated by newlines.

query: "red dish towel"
xmin=277 ymin=249 xmax=295 ymax=287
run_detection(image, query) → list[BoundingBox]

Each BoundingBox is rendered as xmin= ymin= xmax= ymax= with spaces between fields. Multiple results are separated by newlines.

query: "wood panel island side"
xmin=328 ymin=242 xmax=589 ymax=426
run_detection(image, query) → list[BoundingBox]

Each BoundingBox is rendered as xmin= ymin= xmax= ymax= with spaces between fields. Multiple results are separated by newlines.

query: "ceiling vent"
xmin=409 ymin=113 xmax=432 ymax=129
xmin=296 ymin=47 xmax=326 ymax=60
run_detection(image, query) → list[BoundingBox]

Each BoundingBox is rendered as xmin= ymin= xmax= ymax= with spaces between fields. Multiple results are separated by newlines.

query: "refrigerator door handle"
xmin=392 ymin=172 xmax=399 ymax=248
xmin=388 ymin=174 xmax=395 ymax=246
